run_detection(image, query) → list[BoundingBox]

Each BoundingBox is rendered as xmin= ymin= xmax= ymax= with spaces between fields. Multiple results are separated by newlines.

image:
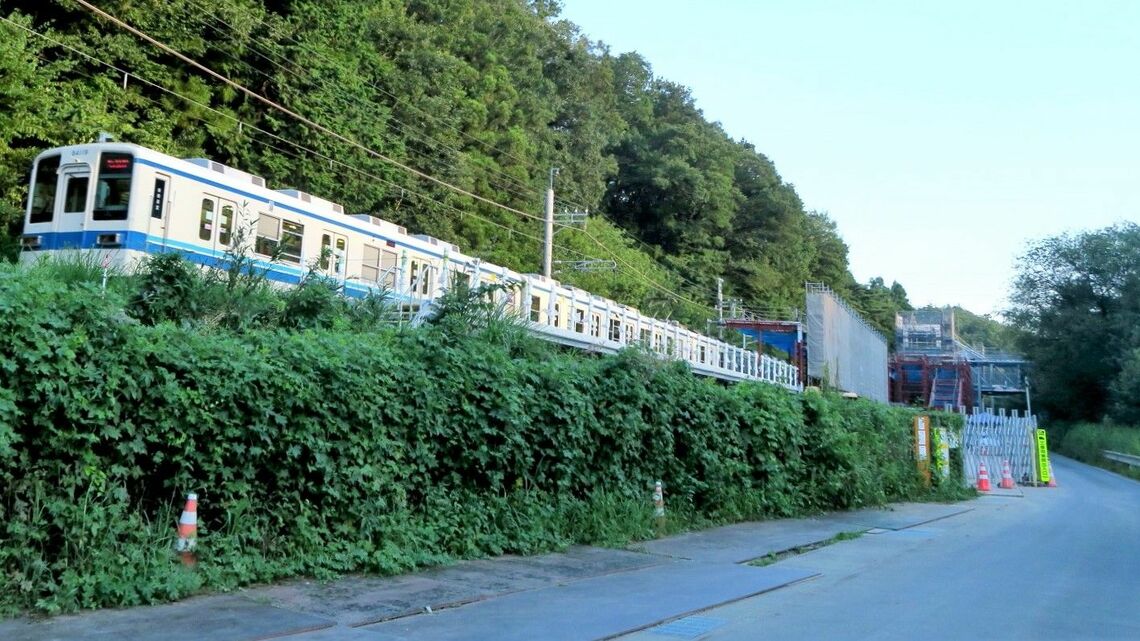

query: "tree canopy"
xmin=1008 ymin=223 xmax=1140 ymax=423
xmin=1 ymin=0 xmax=912 ymax=331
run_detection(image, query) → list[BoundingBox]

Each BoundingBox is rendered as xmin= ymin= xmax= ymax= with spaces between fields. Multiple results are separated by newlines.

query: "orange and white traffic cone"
xmin=999 ymin=459 xmax=1016 ymax=489
xmin=175 ymin=492 xmax=198 ymax=566
xmin=976 ymin=463 xmax=992 ymax=492
xmin=1047 ymin=461 xmax=1058 ymax=487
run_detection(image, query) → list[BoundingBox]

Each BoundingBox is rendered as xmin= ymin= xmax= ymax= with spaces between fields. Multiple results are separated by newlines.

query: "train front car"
xmin=20 ymin=142 xmax=155 ymax=269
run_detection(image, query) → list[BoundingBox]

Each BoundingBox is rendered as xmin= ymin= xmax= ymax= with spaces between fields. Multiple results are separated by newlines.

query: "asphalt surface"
xmin=621 ymin=455 xmax=1140 ymax=641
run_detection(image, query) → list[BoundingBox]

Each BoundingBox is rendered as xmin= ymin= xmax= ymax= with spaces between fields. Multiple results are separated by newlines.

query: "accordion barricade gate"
xmin=957 ymin=407 xmax=1040 ymax=488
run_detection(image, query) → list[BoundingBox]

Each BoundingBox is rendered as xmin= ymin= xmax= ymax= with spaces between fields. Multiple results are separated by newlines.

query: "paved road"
xmin=621 ymin=455 xmax=1140 ymax=641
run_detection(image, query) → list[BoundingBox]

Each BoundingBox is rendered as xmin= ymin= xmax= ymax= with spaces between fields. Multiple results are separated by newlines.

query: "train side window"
xmin=409 ymin=261 xmax=420 ymax=292
xmin=408 ymin=260 xmax=431 ymax=295
xmin=553 ymin=303 xmax=560 ymax=328
xmin=219 ymin=203 xmax=235 ymax=246
xmin=255 ymin=213 xmax=280 ymax=255
xmin=699 ymin=345 xmax=707 ymax=364
xmin=609 ymin=318 xmax=622 ymax=342
xmin=92 ymin=153 xmax=132 ymax=220
xmin=335 ymin=238 xmax=347 ymax=273
xmin=361 ymin=244 xmax=381 ymax=282
xmin=63 ymin=176 xmax=89 ymax=214
xmin=640 ymin=328 xmax=651 ymax=344
xmin=530 ymin=295 xmax=542 ymax=322
xmin=279 ymin=221 xmax=304 ymax=264
xmin=574 ymin=309 xmax=586 ymax=333
xmin=591 ymin=313 xmax=601 ymax=337
xmin=28 ymin=155 xmax=60 ymax=223
xmin=320 ymin=234 xmax=332 ymax=270
xmin=381 ymin=249 xmax=398 ymax=287
xmin=198 ymin=199 xmax=215 ymax=241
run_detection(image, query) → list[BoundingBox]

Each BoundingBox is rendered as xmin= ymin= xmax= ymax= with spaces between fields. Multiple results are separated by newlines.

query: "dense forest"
xmin=0 ymin=0 xmax=914 ymax=334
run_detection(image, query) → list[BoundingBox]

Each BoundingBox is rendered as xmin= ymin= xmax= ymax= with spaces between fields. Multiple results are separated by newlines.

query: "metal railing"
xmin=1103 ymin=450 xmax=1140 ymax=468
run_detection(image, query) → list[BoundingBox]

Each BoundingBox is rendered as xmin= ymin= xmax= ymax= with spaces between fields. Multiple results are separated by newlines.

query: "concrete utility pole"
xmin=543 ymin=167 xmax=558 ymax=278
xmin=717 ymin=278 xmax=724 ymax=323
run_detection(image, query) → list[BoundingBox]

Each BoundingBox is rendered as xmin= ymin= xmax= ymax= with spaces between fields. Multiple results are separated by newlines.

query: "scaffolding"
xmin=892 ymin=308 xmax=1028 ymax=408
xmin=805 ymin=283 xmax=889 ymax=402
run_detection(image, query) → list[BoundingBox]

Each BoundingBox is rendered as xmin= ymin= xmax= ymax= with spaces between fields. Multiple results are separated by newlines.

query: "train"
xmin=18 ymin=140 xmax=800 ymax=390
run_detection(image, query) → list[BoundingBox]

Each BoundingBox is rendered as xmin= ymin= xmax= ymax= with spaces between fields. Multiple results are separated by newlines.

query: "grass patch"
xmin=747 ymin=530 xmax=865 ymax=567
xmin=1059 ymin=422 xmax=1140 ymax=481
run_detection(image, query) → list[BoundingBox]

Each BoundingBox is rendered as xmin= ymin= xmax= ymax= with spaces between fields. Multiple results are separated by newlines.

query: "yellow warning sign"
xmin=1036 ymin=429 xmax=1050 ymax=484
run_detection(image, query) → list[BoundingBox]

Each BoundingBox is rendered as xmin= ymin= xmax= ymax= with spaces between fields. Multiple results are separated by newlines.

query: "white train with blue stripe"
xmin=19 ymin=141 xmax=801 ymax=390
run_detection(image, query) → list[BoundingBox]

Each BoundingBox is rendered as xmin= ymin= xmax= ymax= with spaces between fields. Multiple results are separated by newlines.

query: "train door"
xmin=320 ymin=231 xmax=347 ymax=279
xmin=55 ymin=163 xmax=91 ymax=234
xmin=147 ymin=173 xmax=171 ymax=245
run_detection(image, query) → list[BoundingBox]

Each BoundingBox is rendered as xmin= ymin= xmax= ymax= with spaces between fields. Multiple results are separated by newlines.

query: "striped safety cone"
xmin=175 ymin=493 xmax=198 ymax=566
xmin=999 ymin=459 xmax=1016 ymax=490
xmin=1047 ymin=461 xmax=1058 ymax=488
xmin=652 ymin=480 xmax=666 ymax=535
xmin=976 ymin=463 xmax=991 ymax=492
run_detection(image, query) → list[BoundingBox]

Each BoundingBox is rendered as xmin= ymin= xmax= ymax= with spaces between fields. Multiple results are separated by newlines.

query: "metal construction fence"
xmin=958 ymin=408 xmax=1039 ymax=486
xmin=805 ymin=283 xmax=889 ymax=402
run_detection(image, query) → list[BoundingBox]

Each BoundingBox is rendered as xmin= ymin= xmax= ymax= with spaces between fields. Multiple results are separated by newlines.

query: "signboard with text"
xmin=914 ymin=415 xmax=931 ymax=484
xmin=936 ymin=428 xmax=951 ymax=479
xmin=1036 ymin=429 xmax=1050 ymax=484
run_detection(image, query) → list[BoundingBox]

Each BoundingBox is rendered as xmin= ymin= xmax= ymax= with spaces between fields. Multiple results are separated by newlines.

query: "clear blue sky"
xmin=557 ymin=0 xmax=1140 ymax=316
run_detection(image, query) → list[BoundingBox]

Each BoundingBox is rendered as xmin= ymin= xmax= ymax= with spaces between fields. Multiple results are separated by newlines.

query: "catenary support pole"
xmin=543 ymin=167 xmax=557 ymax=278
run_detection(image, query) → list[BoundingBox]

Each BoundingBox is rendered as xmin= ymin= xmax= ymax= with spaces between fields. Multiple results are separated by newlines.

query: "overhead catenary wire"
xmin=6 ymin=22 xmax=600 ymax=266
xmin=170 ymin=1 xmax=550 ymax=210
xmin=178 ymin=0 xmax=554 ymax=189
xmin=10 ymin=5 xmax=715 ymax=312
xmin=172 ymin=0 xmax=720 ymax=306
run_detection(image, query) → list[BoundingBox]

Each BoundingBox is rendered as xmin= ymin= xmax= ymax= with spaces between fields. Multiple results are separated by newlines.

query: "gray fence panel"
xmin=806 ymin=284 xmax=889 ymax=402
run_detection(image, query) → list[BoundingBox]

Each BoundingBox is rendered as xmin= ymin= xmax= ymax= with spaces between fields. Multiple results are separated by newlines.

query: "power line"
xmin=180 ymin=0 xmax=549 ymax=200
xmin=5 ymin=18 xmax=656 ymax=291
xmin=177 ymin=0 xmax=550 ymax=181
xmin=174 ymin=0 xmax=716 ymax=305
xmin=2 ymin=7 xmax=711 ymax=310
xmin=66 ymin=1 xmax=712 ymax=309
xmin=70 ymin=0 xmax=557 ymax=226
xmin=3 ymin=18 xmax=603 ymax=269
xmin=176 ymin=0 xmax=548 ymax=208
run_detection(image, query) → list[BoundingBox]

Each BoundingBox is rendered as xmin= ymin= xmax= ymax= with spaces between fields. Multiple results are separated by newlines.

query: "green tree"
xmin=1008 ymin=223 xmax=1140 ymax=422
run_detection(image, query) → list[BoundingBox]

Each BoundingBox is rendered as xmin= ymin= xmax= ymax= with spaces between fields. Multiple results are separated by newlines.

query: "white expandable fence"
xmin=959 ymin=408 xmax=1038 ymax=486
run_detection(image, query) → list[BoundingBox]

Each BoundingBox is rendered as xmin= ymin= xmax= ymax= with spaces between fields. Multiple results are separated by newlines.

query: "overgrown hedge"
xmin=0 ymin=265 xmax=965 ymax=614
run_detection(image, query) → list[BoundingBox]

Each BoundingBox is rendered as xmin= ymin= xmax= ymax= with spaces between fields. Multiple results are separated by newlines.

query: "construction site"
xmin=717 ymin=283 xmax=890 ymax=403
xmin=890 ymin=308 xmax=1028 ymax=411
xmin=717 ymin=286 xmax=1027 ymax=412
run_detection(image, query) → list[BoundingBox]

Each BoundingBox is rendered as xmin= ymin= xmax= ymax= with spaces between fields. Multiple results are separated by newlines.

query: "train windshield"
xmin=28 ymin=154 xmax=60 ymax=224
xmin=92 ymin=152 xmax=133 ymax=220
